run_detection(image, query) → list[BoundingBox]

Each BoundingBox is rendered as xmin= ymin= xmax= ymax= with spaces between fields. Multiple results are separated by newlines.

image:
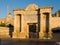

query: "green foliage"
xmin=5 ymin=24 xmax=9 ymax=27
xmin=6 ymin=24 xmax=13 ymax=27
xmin=0 ymin=22 xmax=13 ymax=27
xmin=0 ymin=22 xmax=6 ymax=27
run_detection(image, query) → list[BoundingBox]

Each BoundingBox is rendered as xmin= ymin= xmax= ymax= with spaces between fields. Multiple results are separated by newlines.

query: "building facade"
xmin=12 ymin=4 xmax=60 ymax=39
xmin=0 ymin=4 xmax=60 ymax=39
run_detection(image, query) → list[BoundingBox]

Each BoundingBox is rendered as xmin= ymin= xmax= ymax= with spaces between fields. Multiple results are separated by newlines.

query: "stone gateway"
xmin=0 ymin=4 xmax=60 ymax=39
xmin=12 ymin=4 xmax=60 ymax=39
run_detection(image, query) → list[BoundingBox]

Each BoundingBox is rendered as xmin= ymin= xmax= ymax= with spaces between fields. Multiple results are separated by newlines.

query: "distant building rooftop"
xmin=13 ymin=8 xmax=25 ymax=11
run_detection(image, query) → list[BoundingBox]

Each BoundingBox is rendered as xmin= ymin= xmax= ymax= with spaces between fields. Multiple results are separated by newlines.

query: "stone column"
xmin=36 ymin=24 xmax=39 ymax=38
xmin=48 ymin=12 xmax=53 ymax=39
xmin=39 ymin=13 xmax=46 ymax=39
xmin=27 ymin=24 xmax=29 ymax=38
xmin=13 ymin=14 xmax=21 ymax=38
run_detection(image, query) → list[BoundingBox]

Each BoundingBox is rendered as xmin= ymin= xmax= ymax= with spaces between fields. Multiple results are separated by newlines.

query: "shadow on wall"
xmin=52 ymin=27 xmax=60 ymax=33
xmin=36 ymin=8 xmax=40 ymax=38
xmin=37 ymin=8 xmax=40 ymax=32
xmin=0 ymin=39 xmax=1 ymax=45
xmin=52 ymin=27 xmax=60 ymax=39
xmin=8 ymin=24 xmax=14 ymax=38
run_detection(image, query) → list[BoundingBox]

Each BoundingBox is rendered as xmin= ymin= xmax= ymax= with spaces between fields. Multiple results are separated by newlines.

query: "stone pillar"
xmin=39 ymin=13 xmax=46 ymax=39
xmin=13 ymin=14 xmax=21 ymax=38
xmin=19 ymin=14 xmax=28 ymax=39
xmin=48 ymin=12 xmax=53 ymax=39
xmin=36 ymin=24 xmax=39 ymax=38
xmin=27 ymin=24 xmax=29 ymax=38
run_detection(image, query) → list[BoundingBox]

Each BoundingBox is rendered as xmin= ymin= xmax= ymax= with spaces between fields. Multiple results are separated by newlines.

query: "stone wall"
xmin=13 ymin=4 xmax=60 ymax=39
xmin=0 ymin=27 xmax=10 ymax=38
xmin=51 ymin=17 xmax=60 ymax=30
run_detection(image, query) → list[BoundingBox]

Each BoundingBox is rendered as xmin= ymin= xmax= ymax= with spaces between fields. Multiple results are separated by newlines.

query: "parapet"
xmin=39 ymin=6 xmax=53 ymax=9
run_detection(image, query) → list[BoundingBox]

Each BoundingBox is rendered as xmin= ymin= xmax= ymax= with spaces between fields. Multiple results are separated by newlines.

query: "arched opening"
xmin=52 ymin=27 xmax=60 ymax=33
xmin=52 ymin=27 xmax=60 ymax=39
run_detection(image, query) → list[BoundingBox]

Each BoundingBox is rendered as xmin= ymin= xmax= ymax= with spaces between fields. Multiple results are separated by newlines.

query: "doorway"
xmin=28 ymin=23 xmax=38 ymax=38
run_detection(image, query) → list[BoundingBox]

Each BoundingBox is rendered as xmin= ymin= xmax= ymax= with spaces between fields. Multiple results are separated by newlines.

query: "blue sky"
xmin=0 ymin=0 xmax=60 ymax=18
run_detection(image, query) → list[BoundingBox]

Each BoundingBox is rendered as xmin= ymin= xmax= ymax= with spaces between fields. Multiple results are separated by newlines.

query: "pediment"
xmin=26 ymin=4 xmax=38 ymax=11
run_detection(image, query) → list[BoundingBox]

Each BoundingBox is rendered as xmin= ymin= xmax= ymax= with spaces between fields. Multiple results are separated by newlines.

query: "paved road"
xmin=0 ymin=33 xmax=60 ymax=45
xmin=1 ymin=38 xmax=60 ymax=45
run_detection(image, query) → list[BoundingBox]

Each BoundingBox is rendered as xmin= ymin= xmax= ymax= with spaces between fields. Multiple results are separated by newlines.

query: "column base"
xmin=12 ymin=32 xmax=18 ymax=38
xmin=39 ymin=32 xmax=53 ymax=39
xmin=48 ymin=32 xmax=53 ymax=39
xmin=12 ymin=32 xmax=29 ymax=39
xmin=39 ymin=32 xmax=47 ymax=39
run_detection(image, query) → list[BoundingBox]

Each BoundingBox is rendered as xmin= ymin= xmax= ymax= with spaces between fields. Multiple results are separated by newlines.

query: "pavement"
xmin=0 ymin=38 xmax=60 ymax=45
xmin=0 ymin=33 xmax=60 ymax=45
